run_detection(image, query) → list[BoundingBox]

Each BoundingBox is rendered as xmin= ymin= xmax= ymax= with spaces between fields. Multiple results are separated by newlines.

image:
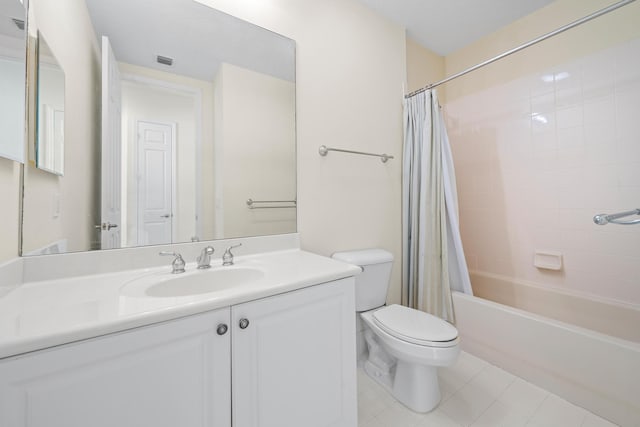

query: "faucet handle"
xmin=197 ymin=246 xmax=215 ymax=269
xmin=222 ymin=243 xmax=242 ymax=266
xmin=159 ymin=251 xmax=186 ymax=274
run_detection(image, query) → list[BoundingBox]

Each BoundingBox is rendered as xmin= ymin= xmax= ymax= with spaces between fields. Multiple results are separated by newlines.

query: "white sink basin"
xmin=122 ymin=267 xmax=265 ymax=298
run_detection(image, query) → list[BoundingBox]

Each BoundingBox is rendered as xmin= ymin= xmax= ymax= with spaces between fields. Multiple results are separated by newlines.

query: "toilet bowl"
xmin=332 ymin=249 xmax=460 ymax=413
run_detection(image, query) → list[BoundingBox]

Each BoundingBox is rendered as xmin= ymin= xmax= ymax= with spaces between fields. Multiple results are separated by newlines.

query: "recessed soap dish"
xmin=534 ymin=250 xmax=563 ymax=271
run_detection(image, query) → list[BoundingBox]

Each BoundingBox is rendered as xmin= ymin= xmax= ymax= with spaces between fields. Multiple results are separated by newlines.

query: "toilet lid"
xmin=372 ymin=304 xmax=458 ymax=345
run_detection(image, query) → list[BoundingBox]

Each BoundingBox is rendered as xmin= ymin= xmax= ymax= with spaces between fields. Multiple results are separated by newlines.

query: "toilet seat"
xmin=372 ymin=304 xmax=458 ymax=348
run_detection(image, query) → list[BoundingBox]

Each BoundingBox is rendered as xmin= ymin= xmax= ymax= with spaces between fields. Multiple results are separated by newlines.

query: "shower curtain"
xmin=402 ymin=89 xmax=472 ymax=323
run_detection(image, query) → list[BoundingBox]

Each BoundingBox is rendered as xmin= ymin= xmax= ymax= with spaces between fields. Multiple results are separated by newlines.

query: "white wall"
xmin=198 ymin=0 xmax=406 ymax=303
xmin=0 ymin=159 xmax=20 ymax=261
xmin=21 ymin=0 xmax=101 ymax=254
xmin=213 ymin=62 xmax=296 ymax=239
xmin=405 ymin=37 xmax=445 ymax=96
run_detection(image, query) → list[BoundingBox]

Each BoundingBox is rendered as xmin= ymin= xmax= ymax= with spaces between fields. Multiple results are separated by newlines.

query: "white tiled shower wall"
xmin=445 ymin=37 xmax=640 ymax=306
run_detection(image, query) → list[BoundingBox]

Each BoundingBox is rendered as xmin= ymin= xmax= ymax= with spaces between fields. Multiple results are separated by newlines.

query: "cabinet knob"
xmin=238 ymin=318 xmax=250 ymax=329
xmin=216 ymin=324 xmax=228 ymax=335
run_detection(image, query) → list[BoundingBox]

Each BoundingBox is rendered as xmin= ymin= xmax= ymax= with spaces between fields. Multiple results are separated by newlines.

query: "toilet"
xmin=332 ymin=249 xmax=460 ymax=413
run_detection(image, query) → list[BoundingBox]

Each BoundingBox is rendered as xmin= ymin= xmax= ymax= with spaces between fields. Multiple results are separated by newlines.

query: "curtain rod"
xmin=405 ymin=0 xmax=637 ymax=98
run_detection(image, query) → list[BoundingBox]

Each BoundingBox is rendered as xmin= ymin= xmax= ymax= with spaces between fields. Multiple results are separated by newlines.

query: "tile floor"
xmin=357 ymin=351 xmax=618 ymax=427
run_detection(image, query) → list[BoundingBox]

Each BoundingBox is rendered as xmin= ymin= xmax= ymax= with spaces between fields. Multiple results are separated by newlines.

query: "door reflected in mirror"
xmin=21 ymin=0 xmax=296 ymax=256
xmin=36 ymin=31 xmax=65 ymax=176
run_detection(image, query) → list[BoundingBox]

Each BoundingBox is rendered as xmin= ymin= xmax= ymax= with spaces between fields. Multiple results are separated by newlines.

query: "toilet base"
xmin=360 ymin=309 xmax=459 ymax=413
xmin=364 ymin=357 xmax=441 ymax=413
xmin=392 ymin=360 xmax=441 ymax=412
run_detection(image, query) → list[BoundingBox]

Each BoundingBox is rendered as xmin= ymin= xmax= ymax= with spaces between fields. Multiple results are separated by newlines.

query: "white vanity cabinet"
xmin=0 ymin=278 xmax=356 ymax=427
xmin=0 ymin=308 xmax=232 ymax=427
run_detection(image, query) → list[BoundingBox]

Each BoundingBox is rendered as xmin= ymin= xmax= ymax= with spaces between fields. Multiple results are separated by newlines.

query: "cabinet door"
xmin=232 ymin=278 xmax=357 ymax=427
xmin=0 ymin=309 xmax=231 ymax=427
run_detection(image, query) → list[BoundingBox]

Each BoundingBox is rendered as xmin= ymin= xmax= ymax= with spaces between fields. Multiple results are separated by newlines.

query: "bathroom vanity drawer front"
xmin=0 ymin=309 xmax=231 ymax=427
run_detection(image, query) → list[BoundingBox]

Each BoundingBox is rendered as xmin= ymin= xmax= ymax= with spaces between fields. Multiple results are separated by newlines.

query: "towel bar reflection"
xmin=593 ymin=209 xmax=640 ymax=225
xmin=318 ymin=145 xmax=393 ymax=163
xmin=246 ymin=199 xmax=297 ymax=209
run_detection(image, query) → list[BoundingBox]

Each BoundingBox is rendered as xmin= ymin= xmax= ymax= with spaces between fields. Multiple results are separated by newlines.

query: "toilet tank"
xmin=332 ymin=249 xmax=393 ymax=312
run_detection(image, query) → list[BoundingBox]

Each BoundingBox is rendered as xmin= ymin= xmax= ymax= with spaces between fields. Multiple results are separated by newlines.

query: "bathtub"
xmin=452 ymin=272 xmax=640 ymax=427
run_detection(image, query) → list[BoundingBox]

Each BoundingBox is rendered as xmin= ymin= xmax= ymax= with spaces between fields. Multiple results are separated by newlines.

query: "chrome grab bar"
xmin=246 ymin=199 xmax=296 ymax=209
xmin=593 ymin=209 xmax=640 ymax=225
xmin=318 ymin=145 xmax=394 ymax=163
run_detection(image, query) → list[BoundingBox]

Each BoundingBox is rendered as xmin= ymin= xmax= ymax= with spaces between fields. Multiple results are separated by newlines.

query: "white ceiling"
xmin=85 ymin=0 xmax=295 ymax=82
xmin=0 ymin=0 xmax=25 ymax=39
xmin=356 ymin=0 xmax=555 ymax=55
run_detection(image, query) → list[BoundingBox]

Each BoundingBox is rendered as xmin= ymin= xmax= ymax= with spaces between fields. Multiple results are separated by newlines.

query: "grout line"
xmin=578 ymin=411 xmax=589 ymax=427
xmin=524 ymin=393 xmax=551 ymax=426
xmin=470 ymin=400 xmax=497 ymax=427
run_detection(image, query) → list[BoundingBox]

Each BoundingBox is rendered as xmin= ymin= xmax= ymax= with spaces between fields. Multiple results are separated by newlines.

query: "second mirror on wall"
xmin=35 ymin=30 xmax=65 ymax=176
xmin=21 ymin=0 xmax=297 ymax=256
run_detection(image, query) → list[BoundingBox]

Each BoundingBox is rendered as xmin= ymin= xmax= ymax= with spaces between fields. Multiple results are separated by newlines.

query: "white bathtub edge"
xmin=452 ymin=291 xmax=640 ymax=427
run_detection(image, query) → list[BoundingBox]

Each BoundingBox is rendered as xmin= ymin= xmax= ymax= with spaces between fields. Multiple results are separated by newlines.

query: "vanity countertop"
xmin=0 ymin=249 xmax=360 ymax=360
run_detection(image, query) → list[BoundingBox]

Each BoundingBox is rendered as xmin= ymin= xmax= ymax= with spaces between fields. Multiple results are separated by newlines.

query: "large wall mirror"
xmin=0 ymin=0 xmax=27 ymax=163
xmin=21 ymin=0 xmax=296 ymax=256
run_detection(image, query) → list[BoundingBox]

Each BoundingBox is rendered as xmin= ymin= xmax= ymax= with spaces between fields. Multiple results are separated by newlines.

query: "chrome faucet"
xmin=159 ymin=251 xmax=186 ymax=274
xmin=197 ymin=246 xmax=215 ymax=269
xmin=222 ymin=243 xmax=242 ymax=266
